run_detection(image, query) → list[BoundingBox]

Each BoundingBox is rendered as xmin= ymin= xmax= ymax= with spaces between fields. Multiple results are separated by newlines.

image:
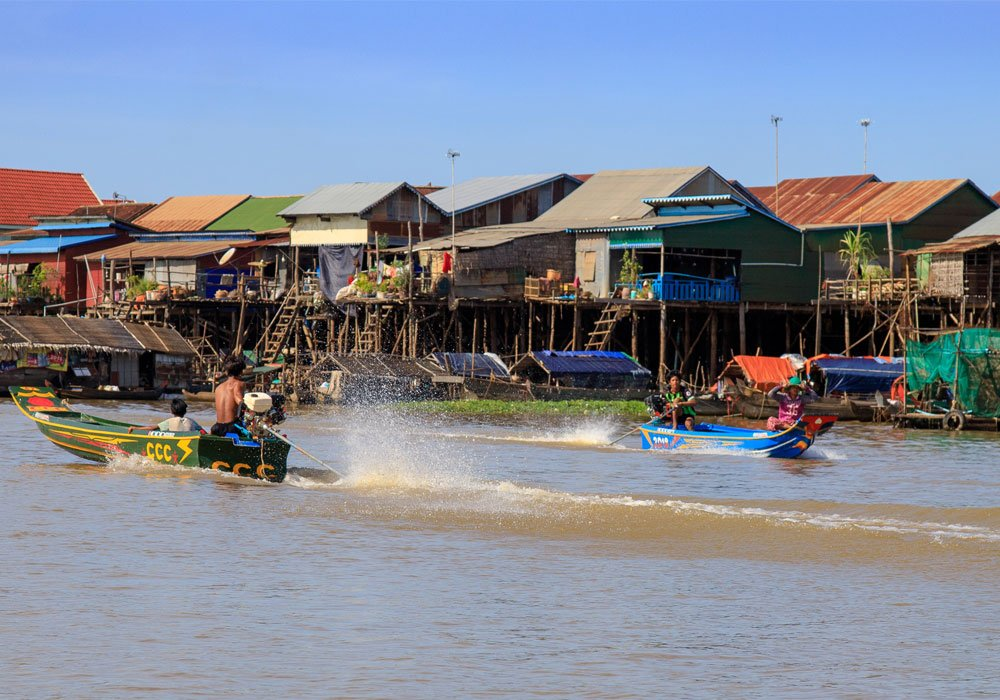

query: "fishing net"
xmin=906 ymin=329 xmax=1000 ymax=417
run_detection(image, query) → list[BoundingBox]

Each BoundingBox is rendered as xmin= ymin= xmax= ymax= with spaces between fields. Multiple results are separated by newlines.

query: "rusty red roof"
xmin=132 ymin=194 xmax=250 ymax=232
xmin=746 ymin=175 xmax=876 ymax=227
xmin=64 ymin=202 xmax=157 ymax=222
xmin=0 ymin=167 xmax=101 ymax=227
xmin=805 ymin=179 xmax=972 ymax=228
xmin=993 ymin=190 xmax=1000 ymax=205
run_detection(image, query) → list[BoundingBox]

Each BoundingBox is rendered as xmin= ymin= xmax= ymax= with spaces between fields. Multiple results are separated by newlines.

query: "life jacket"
xmin=664 ymin=390 xmax=696 ymax=416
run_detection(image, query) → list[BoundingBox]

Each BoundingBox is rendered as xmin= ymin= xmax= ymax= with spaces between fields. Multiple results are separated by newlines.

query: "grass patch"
xmin=402 ymin=399 xmax=648 ymax=420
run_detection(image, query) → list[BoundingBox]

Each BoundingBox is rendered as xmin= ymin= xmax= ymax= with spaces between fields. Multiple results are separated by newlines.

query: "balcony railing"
xmin=823 ymin=277 xmax=920 ymax=302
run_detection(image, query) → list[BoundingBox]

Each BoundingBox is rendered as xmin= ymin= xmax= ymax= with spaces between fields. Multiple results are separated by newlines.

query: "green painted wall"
xmin=652 ymin=212 xmax=818 ymax=303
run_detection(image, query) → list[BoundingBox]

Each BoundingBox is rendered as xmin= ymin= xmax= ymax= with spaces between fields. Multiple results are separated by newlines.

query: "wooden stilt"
xmin=709 ymin=311 xmax=719 ymax=380
xmin=738 ymin=301 xmax=747 ymax=355
xmin=658 ymin=301 xmax=667 ymax=388
xmin=549 ymin=303 xmax=556 ymax=350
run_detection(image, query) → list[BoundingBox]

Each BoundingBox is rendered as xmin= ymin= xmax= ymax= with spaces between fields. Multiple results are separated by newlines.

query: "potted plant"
xmin=126 ymin=274 xmax=159 ymax=300
xmin=619 ymin=250 xmax=643 ymax=293
xmin=354 ymin=273 xmax=375 ymax=297
xmin=838 ymin=229 xmax=876 ymax=280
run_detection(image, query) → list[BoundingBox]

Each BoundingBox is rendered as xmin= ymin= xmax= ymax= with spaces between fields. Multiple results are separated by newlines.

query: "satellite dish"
xmin=218 ymin=247 xmax=237 ymax=265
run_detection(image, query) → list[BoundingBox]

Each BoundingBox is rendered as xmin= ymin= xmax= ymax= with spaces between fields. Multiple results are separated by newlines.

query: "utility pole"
xmin=860 ymin=118 xmax=872 ymax=174
xmin=447 ymin=149 xmax=461 ymax=266
xmin=770 ymin=115 xmax=783 ymax=216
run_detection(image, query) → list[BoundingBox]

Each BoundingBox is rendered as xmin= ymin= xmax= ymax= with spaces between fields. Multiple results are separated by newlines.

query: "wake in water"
xmin=280 ymin=407 xmax=1000 ymax=554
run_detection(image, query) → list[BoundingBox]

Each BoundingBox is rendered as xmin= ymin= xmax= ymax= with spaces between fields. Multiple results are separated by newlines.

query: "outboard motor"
xmin=240 ymin=392 xmax=287 ymax=439
xmin=644 ymin=393 xmax=666 ymax=420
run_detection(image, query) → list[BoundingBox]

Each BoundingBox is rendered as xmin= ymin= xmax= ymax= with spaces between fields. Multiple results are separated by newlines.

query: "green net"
xmin=906 ymin=329 xmax=1000 ymax=417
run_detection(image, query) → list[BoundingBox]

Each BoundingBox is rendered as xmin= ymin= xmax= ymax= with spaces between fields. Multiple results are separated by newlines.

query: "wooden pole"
xmin=527 ymin=300 xmax=534 ymax=352
xmin=631 ymin=309 xmax=639 ymax=359
xmin=814 ymin=245 xmax=823 ymax=356
xmin=887 ymin=218 xmax=895 ymax=277
xmin=682 ymin=308 xmax=691 ymax=374
xmin=658 ymin=301 xmax=667 ymax=388
xmin=843 ymin=308 xmax=851 ymax=356
xmin=988 ymin=248 xmax=995 ymax=328
xmin=548 ymin=303 xmax=556 ymax=350
xmin=709 ymin=310 xmax=719 ymax=380
xmin=738 ymin=301 xmax=747 ymax=355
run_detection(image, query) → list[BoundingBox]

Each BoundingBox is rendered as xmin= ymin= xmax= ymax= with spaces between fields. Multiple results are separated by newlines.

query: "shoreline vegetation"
xmin=401 ymin=399 xmax=649 ymax=420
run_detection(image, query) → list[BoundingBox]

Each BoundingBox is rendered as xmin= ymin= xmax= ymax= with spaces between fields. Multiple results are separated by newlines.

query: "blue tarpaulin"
xmin=512 ymin=350 xmax=652 ymax=390
xmin=429 ymin=352 xmax=510 ymax=379
xmin=812 ymin=356 xmax=903 ymax=395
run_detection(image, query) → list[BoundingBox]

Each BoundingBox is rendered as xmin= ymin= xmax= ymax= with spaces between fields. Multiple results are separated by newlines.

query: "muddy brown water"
xmin=2 ymin=399 xmax=998 ymax=696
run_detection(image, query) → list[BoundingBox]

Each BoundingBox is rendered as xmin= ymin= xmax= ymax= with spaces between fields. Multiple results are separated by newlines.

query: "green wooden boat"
xmin=11 ymin=386 xmax=290 ymax=483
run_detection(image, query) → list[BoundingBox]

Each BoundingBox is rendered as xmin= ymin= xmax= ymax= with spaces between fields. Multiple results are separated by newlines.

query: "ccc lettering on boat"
xmin=211 ymin=460 xmax=277 ymax=480
xmin=146 ymin=442 xmax=175 ymax=462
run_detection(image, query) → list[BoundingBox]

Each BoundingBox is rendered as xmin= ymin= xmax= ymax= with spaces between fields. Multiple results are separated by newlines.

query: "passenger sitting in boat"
xmin=211 ymin=355 xmax=247 ymax=437
xmin=765 ymin=377 xmax=817 ymax=431
xmin=683 ymin=415 xmax=696 ymax=431
xmin=128 ymin=398 xmax=203 ymax=434
xmin=663 ymin=372 xmax=697 ymax=430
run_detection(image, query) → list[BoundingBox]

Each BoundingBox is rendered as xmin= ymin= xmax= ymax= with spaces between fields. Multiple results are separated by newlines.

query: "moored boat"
xmin=58 ymin=386 xmax=164 ymax=401
xmin=11 ymin=386 xmax=291 ymax=482
xmin=638 ymin=415 xmax=837 ymax=458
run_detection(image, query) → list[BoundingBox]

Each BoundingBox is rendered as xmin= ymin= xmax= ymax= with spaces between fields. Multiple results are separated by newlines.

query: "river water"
xmin=2 ymin=399 xmax=998 ymax=697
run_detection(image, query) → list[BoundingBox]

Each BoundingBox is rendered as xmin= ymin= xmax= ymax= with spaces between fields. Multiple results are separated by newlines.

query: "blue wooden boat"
xmin=638 ymin=415 xmax=837 ymax=458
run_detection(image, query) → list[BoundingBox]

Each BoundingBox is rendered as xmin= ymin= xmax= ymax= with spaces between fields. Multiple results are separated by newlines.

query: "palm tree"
xmin=838 ymin=229 xmax=876 ymax=280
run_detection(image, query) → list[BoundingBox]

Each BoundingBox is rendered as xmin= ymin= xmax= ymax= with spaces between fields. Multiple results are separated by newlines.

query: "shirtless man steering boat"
xmin=211 ymin=356 xmax=247 ymax=436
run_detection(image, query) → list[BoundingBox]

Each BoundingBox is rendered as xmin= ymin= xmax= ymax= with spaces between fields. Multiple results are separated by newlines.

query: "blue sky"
xmin=2 ymin=1 xmax=998 ymax=201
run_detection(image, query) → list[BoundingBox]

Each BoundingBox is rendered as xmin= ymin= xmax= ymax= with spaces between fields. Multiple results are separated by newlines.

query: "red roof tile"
xmin=132 ymin=194 xmax=250 ymax=232
xmin=0 ymin=167 xmax=101 ymax=227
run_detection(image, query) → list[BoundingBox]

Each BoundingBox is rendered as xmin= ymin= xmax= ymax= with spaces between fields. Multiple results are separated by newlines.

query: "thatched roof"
xmin=0 ymin=316 xmax=195 ymax=355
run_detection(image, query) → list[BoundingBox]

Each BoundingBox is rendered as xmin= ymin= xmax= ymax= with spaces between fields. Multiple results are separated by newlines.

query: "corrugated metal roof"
xmin=62 ymin=202 xmax=157 ymax=223
xmin=79 ymin=240 xmax=233 ymax=261
xmin=746 ymin=175 xmax=877 ymax=227
xmin=0 ymin=167 xmax=102 ymax=227
xmin=132 ymin=194 xmax=250 ymax=232
xmin=906 ymin=235 xmax=1000 ymax=255
xmin=279 ymin=182 xmax=425 ymax=217
xmin=518 ymin=350 xmax=651 ymax=376
xmin=805 ymin=179 xmax=973 ymax=228
xmin=408 ymin=222 xmax=568 ymax=251
xmin=567 ymin=211 xmax=747 ymax=234
xmin=952 ymin=207 xmax=1000 ymax=239
xmin=206 ymin=195 xmax=302 ymax=232
xmin=426 ymin=173 xmax=580 ymax=215
xmin=536 ymin=166 xmax=727 ymax=222
xmin=0 ymin=233 xmax=115 ymax=254
xmin=428 ymin=352 xmax=511 ymax=379
xmin=993 ymin=190 xmax=1000 ymax=205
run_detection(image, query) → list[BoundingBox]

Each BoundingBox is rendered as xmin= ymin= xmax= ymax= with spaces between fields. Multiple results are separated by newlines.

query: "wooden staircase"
xmin=354 ymin=306 xmax=392 ymax=354
xmin=584 ymin=304 xmax=630 ymax=351
xmin=260 ymin=293 xmax=300 ymax=363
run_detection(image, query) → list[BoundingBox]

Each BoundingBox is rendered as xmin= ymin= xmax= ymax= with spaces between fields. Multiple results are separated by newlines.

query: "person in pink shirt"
xmin=766 ymin=376 xmax=818 ymax=431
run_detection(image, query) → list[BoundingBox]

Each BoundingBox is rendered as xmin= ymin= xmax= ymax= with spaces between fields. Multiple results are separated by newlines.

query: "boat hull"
xmin=638 ymin=415 xmax=836 ymax=459
xmin=58 ymin=387 xmax=164 ymax=401
xmin=733 ymin=391 xmax=874 ymax=421
xmin=11 ymin=386 xmax=289 ymax=482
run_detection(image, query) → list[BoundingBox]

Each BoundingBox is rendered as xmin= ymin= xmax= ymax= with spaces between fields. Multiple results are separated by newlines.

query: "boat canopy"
xmin=509 ymin=350 xmax=651 ymax=390
xmin=808 ymin=355 xmax=903 ymax=395
xmin=719 ymin=355 xmax=794 ymax=392
xmin=428 ymin=352 xmax=510 ymax=379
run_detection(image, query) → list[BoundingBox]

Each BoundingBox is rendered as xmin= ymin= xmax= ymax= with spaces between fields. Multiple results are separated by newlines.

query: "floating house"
xmin=906 ymin=208 xmax=1000 ymax=310
xmin=0 ymin=227 xmax=133 ymax=307
xmin=748 ymin=175 xmax=998 ymax=278
xmin=0 ymin=315 xmax=195 ymax=392
xmin=509 ymin=350 xmax=652 ymax=391
xmin=0 ymin=167 xmax=102 ymax=233
xmin=425 ymin=173 xmax=582 ymax=232
xmin=410 ymin=166 xmax=750 ymax=299
xmin=279 ymin=182 xmax=447 ymax=295
xmin=570 ymin=193 xmax=815 ymax=303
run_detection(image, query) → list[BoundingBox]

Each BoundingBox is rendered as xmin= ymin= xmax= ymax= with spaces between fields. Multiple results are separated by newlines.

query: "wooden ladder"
xmin=354 ymin=306 xmax=392 ymax=354
xmin=584 ymin=304 xmax=630 ymax=351
xmin=260 ymin=293 xmax=301 ymax=363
